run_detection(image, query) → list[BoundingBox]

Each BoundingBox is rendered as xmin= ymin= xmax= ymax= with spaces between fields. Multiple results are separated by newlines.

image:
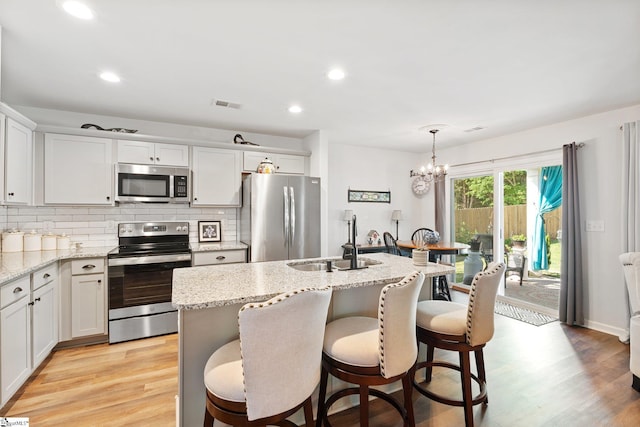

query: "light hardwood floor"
xmin=2 ymin=301 xmax=640 ymax=426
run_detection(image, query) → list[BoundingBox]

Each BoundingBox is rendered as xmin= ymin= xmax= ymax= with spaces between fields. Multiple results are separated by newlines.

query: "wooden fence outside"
xmin=455 ymin=205 xmax=562 ymax=241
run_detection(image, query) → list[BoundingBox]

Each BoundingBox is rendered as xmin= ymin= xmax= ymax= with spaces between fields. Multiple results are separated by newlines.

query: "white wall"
xmin=326 ymin=143 xmax=434 ymax=256
xmin=440 ymin=104 xmax=640 ymax=337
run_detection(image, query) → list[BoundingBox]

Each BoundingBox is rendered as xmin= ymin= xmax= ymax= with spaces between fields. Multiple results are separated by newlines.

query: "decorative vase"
xmin=412 ymin=249 xmax=429 ymax=266
xmin=463 ymin=250 xmax=483 ymax=285
xmin=425 ymin=230 xmax=440 ymax=244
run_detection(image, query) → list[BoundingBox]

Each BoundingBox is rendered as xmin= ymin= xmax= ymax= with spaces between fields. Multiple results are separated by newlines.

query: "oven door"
xmin=108 ymin=254 xmax=191 ymax=310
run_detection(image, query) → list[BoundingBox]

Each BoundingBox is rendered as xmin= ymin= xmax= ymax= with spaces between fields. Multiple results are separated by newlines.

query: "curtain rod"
xmin=450 ymin=142 xmax=584 ymax=168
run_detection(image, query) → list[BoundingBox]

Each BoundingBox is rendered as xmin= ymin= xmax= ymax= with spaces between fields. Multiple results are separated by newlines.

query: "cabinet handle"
xmin=35 ymin=297 xmax=41 ymax=302
xmin=97 ymin=279 xmax=102 ymax=286
xmin=82 ymin=264 xmax=96 ymax=269
xmin=150 ymin=156 xmax=154 ymax=161
xmin=28 ymin=301 xmax=35 ymax=306
xmin=13 ymin=286 xmax=23 ymax=293
xmin=156 ymin=157 xmax=160 ymax=161
xmin=43 ymin=273 xmax=51 ymax=279
xmin=194 ymin=197 xmax=198 ymax=201
xmin=8 ymin=192 xmax=14 ymax=196
xmin=216 ymin=256 xmax=226 ymax=261
xmin=106 ymin=196 xmax=110 ymax=201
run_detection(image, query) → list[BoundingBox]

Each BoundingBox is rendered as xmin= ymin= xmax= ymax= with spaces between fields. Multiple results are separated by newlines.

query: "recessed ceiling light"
xmin=99 ymin=71 xmax=121 ymax=83
xmin=327 ymin=69 xmax=346 ymax=80
xmin=288 ymin=105 xmax=303 ymax=114
xmin=62 ymin=1 xmax=94 ymax=20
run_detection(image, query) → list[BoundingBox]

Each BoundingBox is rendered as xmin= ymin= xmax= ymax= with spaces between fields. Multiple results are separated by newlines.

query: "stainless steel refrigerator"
xmin=240 ymin=173 xmax=321 ymax=262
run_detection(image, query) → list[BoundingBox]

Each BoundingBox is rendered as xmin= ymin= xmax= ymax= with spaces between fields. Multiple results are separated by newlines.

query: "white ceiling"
xmin=0 ymin=0 xmax=639 ymax=152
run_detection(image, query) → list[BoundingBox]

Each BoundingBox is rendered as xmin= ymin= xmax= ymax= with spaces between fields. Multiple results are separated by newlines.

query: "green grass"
xmin=453 ymin=239 xmax=561 ymax=283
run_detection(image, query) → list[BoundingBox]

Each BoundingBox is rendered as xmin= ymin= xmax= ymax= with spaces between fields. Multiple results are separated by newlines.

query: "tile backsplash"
xmin=0 ymin=204 xmax=237 ymax=248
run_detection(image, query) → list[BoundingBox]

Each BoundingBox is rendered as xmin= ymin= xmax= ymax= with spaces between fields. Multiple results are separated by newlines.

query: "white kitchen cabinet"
xmin=243 ymin=151 xmax=306 ymax=175
xmin=70 ymin=258 xmax=106 ymax=338
xmin=31 ymin=264 xmax=58 ymax=367
xmin=192 ymin=146 xmax=241 ymax=206
xmin=44 ymin=133 xmax=114 ymax=205
xmin=118 ymin=140 xmax=189 ymax=166
xmin=192 ymin=249 xmax=247 ymax=266
xmin=0 ymin=276 xmax=31 ymax=407
xmin=3 ymin=117 xmax=33 ymax=204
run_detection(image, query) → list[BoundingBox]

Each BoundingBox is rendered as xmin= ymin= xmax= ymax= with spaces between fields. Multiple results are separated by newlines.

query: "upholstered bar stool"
xmin=619 ymin=252 xmax=640 ymax=391
xmin=203 ymin=286 xmax=332 ymax=427
xmin=316 ymin=271 xmax=425 ymax=427
xmin=413 ymin=262 xmax=505 ymax=427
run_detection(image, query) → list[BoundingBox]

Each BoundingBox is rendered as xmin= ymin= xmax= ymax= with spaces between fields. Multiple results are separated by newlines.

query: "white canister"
xmin=57 ymin=234 xmax=71 ymax=250
xmin=412 ymin=249 xmax=429 ymax=266
xmin=2 ymin=230 xmax=24 ymax=253
xmin=42 ymin=233 xmax=57 ymax=251
xmin=24 ymin=230 xmax=42 ymax=252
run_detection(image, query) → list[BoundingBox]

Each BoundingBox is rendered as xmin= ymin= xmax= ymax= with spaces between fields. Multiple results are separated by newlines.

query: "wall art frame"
xmin=198 ymin=221 xmax=222 ymax=242
xmin=347 ymin=189 xmax=391 ymax=203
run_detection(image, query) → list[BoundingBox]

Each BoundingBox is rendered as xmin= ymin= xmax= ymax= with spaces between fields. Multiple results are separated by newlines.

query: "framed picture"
xmin=198 ymin=221 xmax=222 ymax=242
xmin=348 ymin=189 xmax=391 ymax=203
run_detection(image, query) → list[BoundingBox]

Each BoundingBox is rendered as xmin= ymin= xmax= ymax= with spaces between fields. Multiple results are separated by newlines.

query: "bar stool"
xmin=413 ymin=262 xmax=505 ymax=427
xmin=203 ymin=286 xmax=332 ymax=426
xmin=316 ymin=271 xmax=425 ymax=427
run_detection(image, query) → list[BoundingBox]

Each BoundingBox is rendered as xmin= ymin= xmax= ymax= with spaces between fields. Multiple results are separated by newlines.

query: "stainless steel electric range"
xmin=107 ymin=221 xmax=191 ymax=344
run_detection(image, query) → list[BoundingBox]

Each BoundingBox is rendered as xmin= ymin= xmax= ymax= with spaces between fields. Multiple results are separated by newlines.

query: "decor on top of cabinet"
xmin=81 ymin=123 xmax=138 ymax=133
xmin=256 ymin=157 xmax=275 ymax=174
xmin=366 ymin=230 xmax=381 ymax=245
xmin=233 ymin=134 xmax=259 ymax=146
xmin=199 ymin=221 xmax=222 ymax=243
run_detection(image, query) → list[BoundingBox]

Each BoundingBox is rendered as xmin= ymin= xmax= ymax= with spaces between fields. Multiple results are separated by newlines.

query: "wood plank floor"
xmin=2 ymin=301 xmax=640 ymax=426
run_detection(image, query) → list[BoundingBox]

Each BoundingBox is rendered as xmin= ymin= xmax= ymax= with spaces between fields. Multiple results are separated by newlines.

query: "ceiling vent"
xmin=211 ymin=99 xmax=242 ymax=109
xmin=464 ymin=126 xmax=486 ymax=133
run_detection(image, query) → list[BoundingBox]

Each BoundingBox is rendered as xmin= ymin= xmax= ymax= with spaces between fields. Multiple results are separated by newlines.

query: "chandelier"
xmin=409 ymin=128 xmax=448 ymax=181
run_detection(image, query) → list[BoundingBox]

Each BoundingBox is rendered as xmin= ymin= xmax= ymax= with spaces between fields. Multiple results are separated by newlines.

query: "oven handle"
xmin=108 ymin=253 xmax=192 ymax=266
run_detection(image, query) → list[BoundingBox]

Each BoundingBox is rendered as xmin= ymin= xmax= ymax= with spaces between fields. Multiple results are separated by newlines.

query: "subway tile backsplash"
xmin=0 ymin=204 xmax=237 ymax=248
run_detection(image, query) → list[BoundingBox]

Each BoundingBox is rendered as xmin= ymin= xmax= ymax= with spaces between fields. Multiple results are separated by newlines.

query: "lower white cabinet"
xmin=0 ymin=276 xmax=32 ymax=407
xmin=32 ymin=266 xmax=58 ymax=367
xmin=69 ymin=258 xmax=106 ymax=338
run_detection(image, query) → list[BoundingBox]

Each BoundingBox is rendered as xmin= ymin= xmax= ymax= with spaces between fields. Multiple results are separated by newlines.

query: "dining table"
xmin=396 ymin=240 xmax=469 ymax=300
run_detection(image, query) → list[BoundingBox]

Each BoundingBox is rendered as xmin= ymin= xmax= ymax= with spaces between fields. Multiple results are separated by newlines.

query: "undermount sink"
xmin=287 ymin=258 xmax=382 ymax=272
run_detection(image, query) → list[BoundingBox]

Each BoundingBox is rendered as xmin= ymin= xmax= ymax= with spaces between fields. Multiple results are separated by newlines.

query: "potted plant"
xmin=511 ymin=234 xmax=527 ymax=249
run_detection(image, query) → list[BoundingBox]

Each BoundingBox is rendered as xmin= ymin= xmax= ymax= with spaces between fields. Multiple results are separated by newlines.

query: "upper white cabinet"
xmin=44 ymin=134 xmax=114 ymax=205
xmin=192 ymin=146 xmax=241 ymax=206
xmin=243 ymin=151 xmax=305 ymax=175
xmin=118 ymin=140 xmax=189 ymax=167
xmin=3 ymin=117 xmax=33 ymax=205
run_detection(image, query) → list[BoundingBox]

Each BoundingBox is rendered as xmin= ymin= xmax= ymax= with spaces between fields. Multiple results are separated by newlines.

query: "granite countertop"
xmin=172 ymin=252 xmax=456 ymax=310
xmin=0 ymin=246 xmax=115 ymax=285
xmin=190 ymin=242 xmax=248 ymax=252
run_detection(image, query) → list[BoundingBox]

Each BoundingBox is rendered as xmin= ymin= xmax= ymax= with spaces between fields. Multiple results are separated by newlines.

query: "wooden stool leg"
xmin=474 ymin=349 xmax=488 ymax=404
xmin=402 ymin=368 xmax=416 ymax=427
xmin=303 ymin=396 xmax=314 ymax=427
xmin=359 ymin=384 xmax=370 ymax=427
xmin=425 ymin=345 xmax=435 ymax=382
xmin=203 ymin=407 xmax=214 ymax=427
xmin=460 ymin=351 xmax=474 ymax=427
xmin=316 ymin=366 xmax=329 ymax=427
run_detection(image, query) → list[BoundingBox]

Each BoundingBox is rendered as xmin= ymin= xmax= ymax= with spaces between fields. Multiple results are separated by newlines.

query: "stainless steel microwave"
xmin=115 ymin=164 xmax=190 ymax=203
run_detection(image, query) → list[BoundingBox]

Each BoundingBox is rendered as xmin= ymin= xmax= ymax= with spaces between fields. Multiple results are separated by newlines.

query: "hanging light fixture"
xmin=409 ymin=128 xmax=449 ymax=182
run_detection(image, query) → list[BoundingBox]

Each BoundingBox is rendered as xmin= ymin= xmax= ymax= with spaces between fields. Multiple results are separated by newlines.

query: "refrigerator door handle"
xmin=283 ymin=186 xmax=290 ymax=245
xmin=289 ymin=186 xmax=295 ymax=245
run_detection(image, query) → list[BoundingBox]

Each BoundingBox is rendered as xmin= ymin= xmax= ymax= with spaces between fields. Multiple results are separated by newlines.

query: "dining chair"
xmin=203 ymin=286 xmax=332 ymax=426
xmin=383 ymin=231 xmax=402 ymax=256
xmin=413 ymin=262 xmax=506 ymax=427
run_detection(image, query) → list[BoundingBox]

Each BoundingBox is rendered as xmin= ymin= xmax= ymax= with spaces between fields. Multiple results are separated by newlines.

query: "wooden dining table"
xmin=396 ymin=240 xmax=469 ymax=300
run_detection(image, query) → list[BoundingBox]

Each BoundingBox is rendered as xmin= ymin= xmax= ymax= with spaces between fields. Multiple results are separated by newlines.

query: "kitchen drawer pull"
xmin=35 ymin=297 xmax=41 ymax=302
xmin=43 ymin=273 xmax=51 ymax=279
xmin=82 ymin=264 xmax=96 ymax=269
xmin=216 ymin=256 xmax=226 ymax=261
xmin=13 ymin=286 xmax=23 ymax=293
xmin=28 ymin=301 xmax=34 ymax=306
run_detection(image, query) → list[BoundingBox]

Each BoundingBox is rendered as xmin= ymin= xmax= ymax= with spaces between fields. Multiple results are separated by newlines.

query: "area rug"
xmin=494 ymin=300 xmax=558 ymax=326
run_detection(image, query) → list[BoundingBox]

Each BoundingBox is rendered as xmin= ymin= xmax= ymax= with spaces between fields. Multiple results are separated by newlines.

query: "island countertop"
xmin=172 ymin=252 xmax=455 ymax=310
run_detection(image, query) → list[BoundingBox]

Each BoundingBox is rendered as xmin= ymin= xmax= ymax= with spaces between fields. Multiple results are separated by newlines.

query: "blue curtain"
xmin=532 ymin=166 xmax=563 ymax=270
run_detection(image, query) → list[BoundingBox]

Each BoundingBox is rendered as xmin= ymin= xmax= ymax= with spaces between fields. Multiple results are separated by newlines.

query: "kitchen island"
xmin=172 ymin=252 xmax=455 ymax=427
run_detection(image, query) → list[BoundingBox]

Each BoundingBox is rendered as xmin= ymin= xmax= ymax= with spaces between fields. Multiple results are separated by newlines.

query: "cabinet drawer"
xmin=71 ymin=258 xmax=105 ymax=275
xmin=0 ymin=276 xmax=30 ymax=309
xmin=192 ymin=250 xmax=246 ymax=266
xmin=32 ymin=263 xmax=58 ymax=291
